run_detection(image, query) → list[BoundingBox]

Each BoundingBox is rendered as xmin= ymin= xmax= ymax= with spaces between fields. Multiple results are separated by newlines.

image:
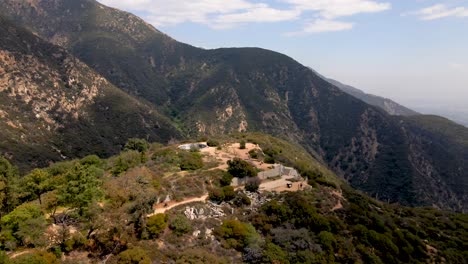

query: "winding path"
xmin=149 ymin=194 xmax=209 ymax=216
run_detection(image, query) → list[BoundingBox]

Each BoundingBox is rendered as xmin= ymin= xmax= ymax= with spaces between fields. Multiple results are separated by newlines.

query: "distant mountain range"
xmin=0 ymin=0 xmax=467 ymax=212
xmin=324 ymin=78 xmax=419 ymax=116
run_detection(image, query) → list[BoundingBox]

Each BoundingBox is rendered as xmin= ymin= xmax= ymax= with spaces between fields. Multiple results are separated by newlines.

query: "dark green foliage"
xmin=169 ymin=214 xmax=192 ymax=236
xmin=80 ymin=155 xmax=103 ymax=167
xmin=152 ymin=148 xmax=179 ymax=165
xmin=58 ymin=164 xmax=103 ymax=214
xmin=209 ymin=186 xmax=236 ymax=203
xmin=117 ymin=248 xmax=151 ymax=264
xmin=214 ymin=220 xmax=260 ymax=251
xmin=220 ymin=172 xmax=233 ymax=187
xmin=0 ymin=203 xmax=46 ymax=248
xmin=178 ymin=152 xmax=203 ymax=171
xmin=227 ymin=158 xmax=257 ymax=178
xmin=208 ymin=188 xmax=225 ymax=203
xmin=248 ymin=149 xmax=258 ymax=159
xmin=239 ymin=140 xmax=246 ymax=150
xmin=245 ymin=178 xmax=260 ymax=192
xmin=222 ymin=186 xmax=236 ymax=201
xmin=0 ymin=157 xmax=19 ymax=215
xmin=233 ymin=192 xmax=251 ymax=207
xmin=147 ymin=213 xmax=168 ymax=238
xmin=124 ymin=138 xmax=149 ymax=153
xmin=112 ymin=151 xmax=143 ymax=176
xmin=206 ymin=139 xmax=220 ymax=147
xmin=21 ymin=169 xmax=51 ymax=204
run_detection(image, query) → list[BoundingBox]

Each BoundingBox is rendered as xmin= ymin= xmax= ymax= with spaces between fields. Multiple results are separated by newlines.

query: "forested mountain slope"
xmin=0 ymin=15 xmax=181 ymax=171
xmin=0 ymin=0 xmax=467 ymax=211
xmin=0 ymin=135 xmax=467 ymax=263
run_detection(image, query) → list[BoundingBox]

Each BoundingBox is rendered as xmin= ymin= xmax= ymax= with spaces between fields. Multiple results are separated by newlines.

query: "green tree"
xmin=262 ymin=243 xmax=289 ymax=264
xmin=0 ymin=157 xmax=19 ymax=215
xmin=169 ymin=214 xmax=192 ymax=236
xmin=117 ymin=248 xmax=151 ymax=264
xmin=112 ymin=151 xmax=142 ymax=176
xmin=220 ymin=172 xmax=233 ymax=187
xmin=227 ymin=158 xmax=257 ymax=178
xmin=80 ymin=155 xmax=103 ymax=167
xmin=239 ymin=140 xmax=246 ymax=149
xmin=58 ymin=164 xmax=103 ymax=215
xmin=1 ymin=203 xmax=46 ymax=247
xmin=318 ymin=231 xmax=336 ymax=252
xmin=124 ymin=138 xmax=149 ymax=153
xmin=147 ymin=213 xmax=168 ymax=238
xmin=206 ymin=139 xmax=220 ymax=147
xmin=222 ymin=186 xmax=236 ymax=201
xmin=214 ymin=220 xmax=261 ymax=251
xmin=22 ymin=169 xmax=51 ymax=204
xmin=209 ymin=188 xmax=225 ymax=203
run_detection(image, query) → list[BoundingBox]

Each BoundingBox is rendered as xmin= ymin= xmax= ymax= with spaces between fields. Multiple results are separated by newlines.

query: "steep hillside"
xmin=325 ymin=78 xmax=419 ymax=116
xmin=0 ymin=0 xmax=467 ymax=211
xmin=0 ymin=15 xmax=181 ymax=171
xmin=0 ymin=136 xmax=467 ymax=263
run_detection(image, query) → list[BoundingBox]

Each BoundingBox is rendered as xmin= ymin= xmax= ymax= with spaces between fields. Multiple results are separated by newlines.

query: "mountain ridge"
xmin=0 ymin=14 xmax=181 ymax=171
xmin=0 ymin=0 xmax=467 ymax=212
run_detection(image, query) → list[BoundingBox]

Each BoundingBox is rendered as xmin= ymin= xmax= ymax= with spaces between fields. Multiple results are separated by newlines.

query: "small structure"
xmin=231 ymin=164 xmax=301 ymax=187
xmin=178 ymin=143 xmax=208 ymax=151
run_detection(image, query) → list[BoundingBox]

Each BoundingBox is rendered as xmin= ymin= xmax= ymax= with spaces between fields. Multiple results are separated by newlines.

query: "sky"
xmin=97 ymin=0 xmax=468 ymax=115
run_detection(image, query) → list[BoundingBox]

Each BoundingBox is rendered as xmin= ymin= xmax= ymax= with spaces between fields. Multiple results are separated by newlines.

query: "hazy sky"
xmin=97 ymin=0 xmax=468 ymax=110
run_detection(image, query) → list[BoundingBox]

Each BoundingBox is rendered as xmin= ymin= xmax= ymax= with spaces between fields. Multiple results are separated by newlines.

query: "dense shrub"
xmin=209 ymin=188 xmax=225 ymax=203
xmin=227 ymin=158 xmax=257 ymax=178
xmin=124 ymin=138 xmax=149 ymax=153
xmin=233 ymin=192 xmax=251 ymax=207
xmin=112 ymin=151 xmax=143 ymax=176
xmin=169 ymin=214 xmax=192 ymax=236
xmin=117 ymin=248 xmax=151 ymax=264
xmin=206 ymin=139 xmax=220 ymax=147
xmin=220 ymin=172 xmax=233 ymax=187
xmin=239 ymin=140 xmax=246 ymax=149
xmin=147 ymin=213 xmax=168 ymax=238
xmin=222 ymin=186 xmax=236 ymax=201
xmin=248 ymin=149 xmax=258 ymax=159
xmin=214 ymin=220 xmax=260 ymax=251
xmin=245 ymin=178 xmax=261 ymax=192
xmin=179 ymin=152 xmax=203 ymax=171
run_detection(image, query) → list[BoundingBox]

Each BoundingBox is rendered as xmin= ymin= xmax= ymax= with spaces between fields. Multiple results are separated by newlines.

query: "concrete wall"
xmin=231 ymin=165 xmax=300 ymax=186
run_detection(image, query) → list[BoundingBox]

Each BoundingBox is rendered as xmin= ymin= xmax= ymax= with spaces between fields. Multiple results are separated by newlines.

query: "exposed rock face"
xmin=0 ymin=15 xmax=181 ymax=171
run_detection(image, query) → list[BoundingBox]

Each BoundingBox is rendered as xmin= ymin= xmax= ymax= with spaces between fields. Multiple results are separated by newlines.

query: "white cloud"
xmin=97 ymin=0 xmax=390 ymax=34
xmin=283 ymin=0 xmax=390 ymax=34
xmin=282 ymin=0 xmax=391 ymax=19
xmin=408 ymin=4 xmax=468 ymax=20
xmin=286 ymin=19 xmax=353 ymax=36
xmin=98 ymin=0 xmax=297 ymax=28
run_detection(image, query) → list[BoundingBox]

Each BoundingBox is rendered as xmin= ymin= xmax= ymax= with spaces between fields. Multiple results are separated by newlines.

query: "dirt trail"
xmin=150 ymin=194 xmax=208 ymax=216
xmin=8 ymin=250 xmax=33 ymax=259
xmin=201 ymin=143 xmax=271 ymax=171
